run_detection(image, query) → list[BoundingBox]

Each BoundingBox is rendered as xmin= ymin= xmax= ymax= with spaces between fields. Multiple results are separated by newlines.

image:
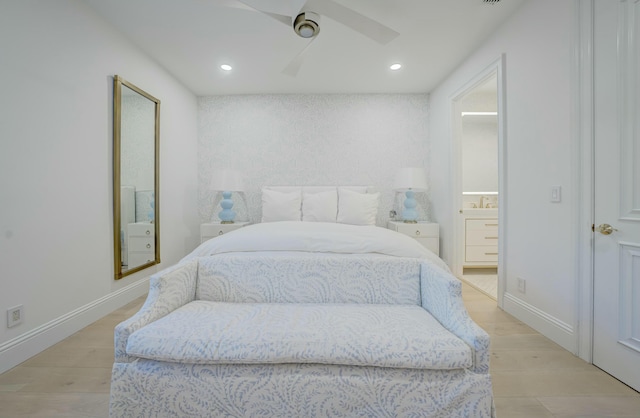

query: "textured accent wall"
xmin=198 ymin=94 xmax=431 ymax=226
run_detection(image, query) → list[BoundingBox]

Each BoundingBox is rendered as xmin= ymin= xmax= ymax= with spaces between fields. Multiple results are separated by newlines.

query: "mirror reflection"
xmin=113 ymin=75 xmax=160 ymax=279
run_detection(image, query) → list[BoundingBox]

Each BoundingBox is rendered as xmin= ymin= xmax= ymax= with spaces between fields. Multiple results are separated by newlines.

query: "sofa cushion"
xmin=197 ymin=254 xmax=422 ymax=305
xmin=126 ymin=301 xmax=472 ymax=370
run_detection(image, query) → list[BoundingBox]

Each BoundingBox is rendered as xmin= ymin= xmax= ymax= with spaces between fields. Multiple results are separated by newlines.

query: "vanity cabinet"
xmin=127 ymin=222 xmax=155 ymax=268
xmin=463 ymin=215 xmax=498 ymax=267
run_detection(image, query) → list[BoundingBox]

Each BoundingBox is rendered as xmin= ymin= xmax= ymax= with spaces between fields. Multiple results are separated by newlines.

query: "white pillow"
xmin=337 ymin=188 xmax=379 ymax=225
xmin=302 ymin=190 xmax=338 ymax=222
xmin=261 ymin=189 xmax=302 ymax=222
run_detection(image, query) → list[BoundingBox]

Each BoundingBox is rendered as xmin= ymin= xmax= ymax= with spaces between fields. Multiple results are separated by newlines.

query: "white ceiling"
xmin=85 ymin=0 xmax=525 ymax=96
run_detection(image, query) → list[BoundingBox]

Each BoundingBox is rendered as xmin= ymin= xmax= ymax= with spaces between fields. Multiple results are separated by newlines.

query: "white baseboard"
xmin=503 ymin=292 xmax=577 ymax=354
xmin=0 ymin=278 xmax=149 ymax=374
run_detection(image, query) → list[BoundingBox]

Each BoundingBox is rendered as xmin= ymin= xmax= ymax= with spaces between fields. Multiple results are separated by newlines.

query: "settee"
xmin=109 ymin=251 xmax=494 ymax=417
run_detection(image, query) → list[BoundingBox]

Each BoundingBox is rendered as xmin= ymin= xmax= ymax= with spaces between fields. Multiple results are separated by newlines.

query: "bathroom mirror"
xmin=113 ymin=75 xmax=160 ymax=279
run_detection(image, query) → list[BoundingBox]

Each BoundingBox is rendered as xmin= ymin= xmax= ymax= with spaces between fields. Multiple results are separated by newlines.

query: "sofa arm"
xmin=114 ymin=259 xmax=198 ymax=363
xmin=420 ymin=262 xmax=490 ymax=373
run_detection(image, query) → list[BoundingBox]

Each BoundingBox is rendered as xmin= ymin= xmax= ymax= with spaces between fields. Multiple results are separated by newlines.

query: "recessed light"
xmin=220 ymin=64 xmax=232 ymax=71
xmin=390 ymin=63 xmax=402 ymax=71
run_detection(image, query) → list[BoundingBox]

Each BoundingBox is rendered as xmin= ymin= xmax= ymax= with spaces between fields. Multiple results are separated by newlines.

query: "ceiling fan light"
xmin=298 ymin=24 xmax=315 ymax=38
xmin=293 ymin=12 xmax=319 ymax=38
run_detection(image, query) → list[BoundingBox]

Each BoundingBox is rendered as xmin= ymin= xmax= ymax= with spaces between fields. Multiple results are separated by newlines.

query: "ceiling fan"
xmin=231 ymin=0 xmax=400 ymax=76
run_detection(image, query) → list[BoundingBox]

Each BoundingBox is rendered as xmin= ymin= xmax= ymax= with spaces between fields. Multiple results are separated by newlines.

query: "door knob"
xmin=597 ymin=224 xmax=618 ymax=235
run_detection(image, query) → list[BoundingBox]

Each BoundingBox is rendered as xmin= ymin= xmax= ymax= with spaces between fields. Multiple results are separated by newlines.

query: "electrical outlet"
xmin=517 ymin=278 xmax=526 ymax=294
xmin=7 ymin=305 xmax=23 ymax=328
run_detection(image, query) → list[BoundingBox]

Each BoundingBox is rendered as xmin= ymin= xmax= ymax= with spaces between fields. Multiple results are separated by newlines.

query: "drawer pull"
xmin=146 ymin=243 xmax=151 ymax=249
xmin=415 ymin=230 xmax=420 ymax=236
xmin=485 ymin=223 xmax=498 ymax=227
xmin=484 ymin=252 xmax=498 ymax=256
xmin=486 ymin=236 xmax=498 ymax=240
xmin=145 ymin=230 xmax=151 ymax=235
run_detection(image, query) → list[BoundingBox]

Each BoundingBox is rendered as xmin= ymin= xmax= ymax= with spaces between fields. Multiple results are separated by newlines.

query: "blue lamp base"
xmin=402 ymin=190 xmax=418 ymax=223
xmin=218 ymin=191 xmax=236 ymax=224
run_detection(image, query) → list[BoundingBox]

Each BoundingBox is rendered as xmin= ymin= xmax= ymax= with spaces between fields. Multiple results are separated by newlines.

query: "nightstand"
xmin=200 ymin=222 xmax=250 ymax=243
xmin=387 ymin=221 xmax=440 ymax=256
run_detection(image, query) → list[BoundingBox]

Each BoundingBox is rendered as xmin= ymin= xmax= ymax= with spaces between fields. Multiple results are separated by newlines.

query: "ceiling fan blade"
xmin=305 ymin=0 xmax=399 ymax=44
xmin=233 ymin=0 xmax=293 ymax=26
xmin=282 ymin=36 xmax=317 ymax=77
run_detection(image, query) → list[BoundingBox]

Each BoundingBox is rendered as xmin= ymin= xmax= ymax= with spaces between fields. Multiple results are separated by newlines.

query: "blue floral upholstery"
xmin=197 ymin=253 xmax=422 ymax=304
xmin=110 ymin=254 xmax=495 ymax=417
xmin=126 ymin=301 xmax=473 ymax=369
xmin=111 ymin=361 xmax=494 ymax=418
xmin=420 ymin=262 xmax=491 ymax=374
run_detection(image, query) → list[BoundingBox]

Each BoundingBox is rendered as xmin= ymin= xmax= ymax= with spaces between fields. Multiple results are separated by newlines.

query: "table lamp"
xmin=211 ymin=169 xmax=244 ymax=224
xmin=393 ymin=167 xmax=428 ymax=223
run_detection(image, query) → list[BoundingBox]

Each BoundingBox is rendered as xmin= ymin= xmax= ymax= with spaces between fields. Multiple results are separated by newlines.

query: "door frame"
xmin=449 ymin=55 xmax=507 ymax=307
xmin=574 ymin=0 xmax=595 ymax=363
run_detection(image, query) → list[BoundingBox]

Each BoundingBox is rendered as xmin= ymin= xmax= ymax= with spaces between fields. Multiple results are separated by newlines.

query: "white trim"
xmin=496 ymin=55 xmax=507 ymax=309
xmin=574 ymin=0 xmax=595 ymax=363
xmin=0 ymin=278 xmax=149 ymax=374
xmin=449 ymin=55 xmax=507 ymax=308
xmin=461 ymin=112 xmax=498 ymax=117
xmin=503 ymin=292 xmax=577 ymax=352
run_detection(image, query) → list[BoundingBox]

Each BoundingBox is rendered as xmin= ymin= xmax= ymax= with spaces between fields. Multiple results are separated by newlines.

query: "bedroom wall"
xmin=430 ymin=0 xmax=579 ymax=352
xmin=0 ymin=0 xmax=199 ymax=373
xmin=198 ymin=94 xmax=431 ymax=227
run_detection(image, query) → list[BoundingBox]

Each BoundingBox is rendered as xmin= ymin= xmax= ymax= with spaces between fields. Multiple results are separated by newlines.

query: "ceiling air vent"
xmin=483 ymin=0 xmax=501 ymax=3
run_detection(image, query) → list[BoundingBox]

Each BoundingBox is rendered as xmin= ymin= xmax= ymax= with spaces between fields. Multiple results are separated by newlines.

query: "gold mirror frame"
xmin=113 ymin=75 xmax=160 ymax=279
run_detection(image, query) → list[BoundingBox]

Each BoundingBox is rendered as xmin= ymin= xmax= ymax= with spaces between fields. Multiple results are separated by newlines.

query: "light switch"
xmin=551 ymin=186 xmax=561 ymax=203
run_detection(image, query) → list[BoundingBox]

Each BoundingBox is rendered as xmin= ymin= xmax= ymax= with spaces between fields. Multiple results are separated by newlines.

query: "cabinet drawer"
xmin=128 ymin=223 xmax=155 ymax=237
xmin=200 ymin=222 xmax=249 ymax=243
xmin=465 ymin=246 xmax=499 ymax=262
xmin=465 ymin=229 xmax=499 ymax=246
xmin=466 ymin=219 xmax=499 ymax=231
xmin=202 ymin=226 xmax=227 ymax=237
xmin=393 ymin=223 xmax=439 ymax=238
xmin=129 ymin=237 xmax=154 ymax=252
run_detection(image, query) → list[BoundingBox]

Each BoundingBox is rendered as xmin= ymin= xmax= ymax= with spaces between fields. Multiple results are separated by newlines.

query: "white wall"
xmin=430 ymin=0 xmax=579 ymax=352
xmin=0 ymin=0 xmax=199 ymax=372
xmin=198 ymin=94 xmax=431 ymax=226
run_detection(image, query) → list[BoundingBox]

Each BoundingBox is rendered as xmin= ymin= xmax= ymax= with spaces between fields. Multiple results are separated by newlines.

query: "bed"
xmin=109 ymin=186 xmax=494 ymax=417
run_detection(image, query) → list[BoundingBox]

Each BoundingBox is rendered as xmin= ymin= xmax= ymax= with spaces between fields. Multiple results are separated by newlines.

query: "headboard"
xmin=261 ymin=186 xmax=379 ymax=225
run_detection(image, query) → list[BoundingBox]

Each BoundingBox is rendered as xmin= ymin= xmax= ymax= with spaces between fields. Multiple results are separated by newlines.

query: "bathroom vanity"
xmin=460 ymin=208 xmax=498 ymax=270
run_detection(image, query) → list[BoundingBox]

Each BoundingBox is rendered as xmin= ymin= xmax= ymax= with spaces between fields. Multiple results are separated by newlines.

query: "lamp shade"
xmin=211 ymin=169 xmax=244 ymax=192
xmin=393 ymin=167 xmax=428 ymax=191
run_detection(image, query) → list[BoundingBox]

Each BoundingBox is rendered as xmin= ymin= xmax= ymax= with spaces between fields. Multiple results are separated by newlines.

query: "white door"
xmin=592 ymin=0 xmax=640 ymax=392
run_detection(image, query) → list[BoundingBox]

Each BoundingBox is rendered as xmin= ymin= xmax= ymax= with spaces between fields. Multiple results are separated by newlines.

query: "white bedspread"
xmin=183 ymin=221 xmax=447 ymax=269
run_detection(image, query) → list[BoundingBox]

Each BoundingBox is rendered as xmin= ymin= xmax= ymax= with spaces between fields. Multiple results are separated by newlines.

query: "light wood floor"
xmin=1 ymin=285 xmax=639 ymax=417
xmin=461 ymin=268 xmax=498 ymax=300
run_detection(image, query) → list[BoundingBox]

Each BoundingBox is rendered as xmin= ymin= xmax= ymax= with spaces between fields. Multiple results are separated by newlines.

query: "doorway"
xmin=451 ymin=57 xmax=506 ymax=305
